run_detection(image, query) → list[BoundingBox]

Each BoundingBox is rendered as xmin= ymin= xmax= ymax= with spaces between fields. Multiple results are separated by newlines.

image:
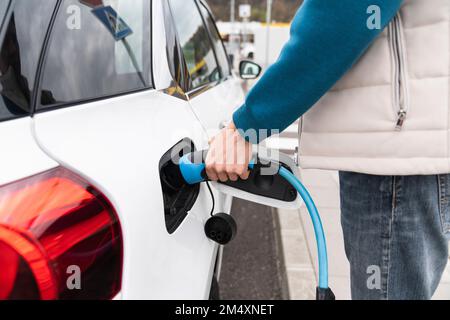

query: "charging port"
xmin=159 ymin=139 xmax=200 ymax=234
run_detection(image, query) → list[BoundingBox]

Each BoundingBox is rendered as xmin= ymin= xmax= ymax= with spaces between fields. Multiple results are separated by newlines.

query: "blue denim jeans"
xmin=339 ymin=172 xmax=450 ymax=300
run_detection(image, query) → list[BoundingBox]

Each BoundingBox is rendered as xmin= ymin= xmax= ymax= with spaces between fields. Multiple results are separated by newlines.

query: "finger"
xmin=228 ymin=173 xmax=239 ymax=182
xmin=205 ymin=151 xmax=219 ymax=181
xmin=205 ymin=162 xmax=219 ymax=181
xmin=239 ymin=169 xmax=251 ymax=180
xmin=236 ymin=136 xmax=251 ymax=167
xmin=218 ymin=172 xmax=229 ymax=182
xmin=226 ymin=130 xmax=237 ymax=169
xmin=206 ymin=168 xmax=219 ymax=181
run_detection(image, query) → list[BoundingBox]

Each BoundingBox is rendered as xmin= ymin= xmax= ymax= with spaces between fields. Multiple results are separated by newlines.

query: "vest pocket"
xmin=388 ymin=14 xmax=410 ymax=131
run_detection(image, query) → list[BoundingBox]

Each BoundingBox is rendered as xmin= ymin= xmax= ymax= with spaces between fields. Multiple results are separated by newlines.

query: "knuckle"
xmin=205 ymin=157 xmax=214 ymax=166
xmin=216 ymin=165 xmax=226 ymax=173
xmin=227 ymin=165 xmax=237 ymax=174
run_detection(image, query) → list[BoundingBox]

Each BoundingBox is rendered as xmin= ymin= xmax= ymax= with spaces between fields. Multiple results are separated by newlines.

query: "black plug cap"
xmin=316 ymin=287 xmax=336 ymax=301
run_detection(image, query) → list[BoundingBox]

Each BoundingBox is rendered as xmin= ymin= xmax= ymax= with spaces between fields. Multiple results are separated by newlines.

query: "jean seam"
xmin=387 ymin=177 xmax=396 ymax=300
xmin=382 ymin=176 xmax=396 ymax=300
xmin=438 ymin=175 xmax=450 ymax=235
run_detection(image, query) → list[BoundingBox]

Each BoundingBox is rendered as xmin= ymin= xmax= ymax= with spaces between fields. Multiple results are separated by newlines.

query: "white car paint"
xmin=188 ymin=79 xmax=245 ymax=134
xmin=0 ymin=118 xmax=58 ymax=186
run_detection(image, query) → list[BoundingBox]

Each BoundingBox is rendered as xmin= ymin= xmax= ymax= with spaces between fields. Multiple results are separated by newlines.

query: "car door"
xmin=32 ymin=0 xmax=220 ymax=299
xmin=167 ymin=0 xmax=245 ymax=136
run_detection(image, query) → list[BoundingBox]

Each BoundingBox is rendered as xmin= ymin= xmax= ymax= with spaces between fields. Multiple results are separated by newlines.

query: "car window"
xmin=198 ymin=3 xmax=231 ymax=79
xmin=39 ymin=0 xmax=151 ymax=109
xmin=0 ymin=0 xmax=57 ymax=122
xmin=169 ymin=0 xmax=220 ymax=90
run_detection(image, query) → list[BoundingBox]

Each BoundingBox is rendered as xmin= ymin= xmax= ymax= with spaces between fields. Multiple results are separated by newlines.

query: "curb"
xmin=275 ymin=208 xmax=317 ymax=300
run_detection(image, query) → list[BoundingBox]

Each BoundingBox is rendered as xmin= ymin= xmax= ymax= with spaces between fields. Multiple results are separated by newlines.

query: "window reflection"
xmin=0 ymin=18 xmax=30 ymax=118
xmin=0 ymin=1 xmax=57 ymax=121
xmin=169 ymin=0 xmax=219 ymax=90
xmin=39 ymin=0 xmax=151 ymax=108
xmin=198 ymin=4 xmax=231 ymax=79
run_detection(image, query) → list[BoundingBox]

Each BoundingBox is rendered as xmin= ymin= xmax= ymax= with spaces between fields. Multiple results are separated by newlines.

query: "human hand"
xmin=205 ymin=122 xmax=253 ymax=182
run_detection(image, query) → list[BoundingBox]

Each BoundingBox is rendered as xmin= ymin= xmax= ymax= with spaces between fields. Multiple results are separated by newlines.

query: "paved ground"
xmin=219 ymin=198 xmax=287 ymax=300
xmin=217 ymin=79 xmax=290 ymax=300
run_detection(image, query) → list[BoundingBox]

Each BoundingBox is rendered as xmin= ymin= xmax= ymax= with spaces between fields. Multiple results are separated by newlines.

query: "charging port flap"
xmin=213 ymin=151 xmax=303 ymax=210
xmin=159 ymin=139 xmax=199 ymax=234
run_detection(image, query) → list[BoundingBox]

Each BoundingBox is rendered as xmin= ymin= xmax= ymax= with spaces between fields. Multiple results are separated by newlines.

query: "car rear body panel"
xmin=0 ymin=118 xmax=57 ymax=186
xmin=33 ymin=89 xmax=218 ymax=299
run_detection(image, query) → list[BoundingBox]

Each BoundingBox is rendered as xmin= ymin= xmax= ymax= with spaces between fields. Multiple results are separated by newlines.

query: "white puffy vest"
xmin=298 ymin=0 xmax=450 ymax=175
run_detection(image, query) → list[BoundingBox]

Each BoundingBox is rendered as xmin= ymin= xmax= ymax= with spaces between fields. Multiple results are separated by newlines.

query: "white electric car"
xmin=0 ymin=0 xmax=299 ymax=300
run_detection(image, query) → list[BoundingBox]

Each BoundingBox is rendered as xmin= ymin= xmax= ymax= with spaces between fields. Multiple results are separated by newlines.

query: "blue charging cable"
xmin=278 ymin=167 xmax=328 ymax=289
xmin=178 ymin=152 xmax=334 ymax=299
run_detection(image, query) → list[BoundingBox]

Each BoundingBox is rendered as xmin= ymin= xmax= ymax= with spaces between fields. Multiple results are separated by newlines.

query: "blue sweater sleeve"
xmin=233 ymin=0 xmax=403 ymax=143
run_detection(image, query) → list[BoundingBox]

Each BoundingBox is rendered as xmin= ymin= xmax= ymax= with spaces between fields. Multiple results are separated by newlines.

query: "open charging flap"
xmin=212 ymin=149 xmax=303 ymax=210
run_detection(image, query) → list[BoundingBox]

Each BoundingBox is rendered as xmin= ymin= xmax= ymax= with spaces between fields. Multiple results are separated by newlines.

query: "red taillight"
xmin=0 ymin=167 xmax=123 ymax=300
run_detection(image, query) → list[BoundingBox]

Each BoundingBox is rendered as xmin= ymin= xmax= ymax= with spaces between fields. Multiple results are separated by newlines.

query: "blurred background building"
xmin=209 ymin=0 xmax=302 ymax=22
xmin=210 ymin=0 xmax=302 ymax=68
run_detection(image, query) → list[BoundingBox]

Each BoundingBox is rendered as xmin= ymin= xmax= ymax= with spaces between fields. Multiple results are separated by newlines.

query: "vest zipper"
xmin=298 ymin=116 xmax=304 ymax=158
xmin=389 ymin=14 xmax=410 ymax=131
